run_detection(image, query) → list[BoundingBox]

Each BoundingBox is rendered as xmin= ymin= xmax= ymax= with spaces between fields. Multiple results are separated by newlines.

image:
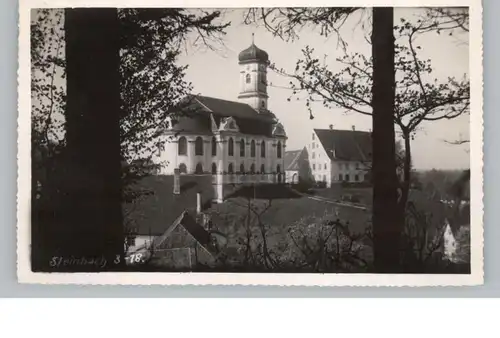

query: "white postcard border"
xmin=17 ymin=0 xmax=484 ymax=286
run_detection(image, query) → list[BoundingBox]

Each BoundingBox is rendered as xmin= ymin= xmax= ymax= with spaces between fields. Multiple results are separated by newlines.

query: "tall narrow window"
xmin=276 ymin=164 xmax=281 ymax=173
xmin=211 ymin=137 xmax=217 ymax=156
xmin=345 ymin=174 xmax=350 ymax=182
xmin=240 ymin=163 xmax=245 ymax=174
xmin=260 ymin=164 xmax=265 ymax=174
xmin=195 ymin=137 xmax=203 ymax=156
xmin=261 ymin=141 xmax=266 ymax=157
xmin=277 ymin=141 xmax=282 ymax=158
xmin=228 ymin=163 xmax=234 ymax=174
xmin=178 ymin=136 xmax=187 ymax=156
xmin=251 ymin=140 xmax=256 ymax=157
xmin=245 ymin=73 xmax=251 ymax=83
xmin=195 ymin=163 xmax=203 ymax=174
xmin=250 ymin=163 xmax=255 ymax=174
xmin=240 ymin=139 xmax=245 ymax=157
xmin=228 ymin=138 xmax=234 ymax=156
xmin=179 ymin=163 xmax=187 ymax=174
xmin=212 ymin=163 xmax=217 ymax=174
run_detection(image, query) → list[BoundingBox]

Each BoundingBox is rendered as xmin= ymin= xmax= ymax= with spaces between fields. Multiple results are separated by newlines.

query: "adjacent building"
xmin=308 ymin=126 xmax=372 ymax=187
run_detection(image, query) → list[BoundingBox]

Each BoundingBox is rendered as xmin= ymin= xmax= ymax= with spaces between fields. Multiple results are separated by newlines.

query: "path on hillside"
xmin=288 ymin=187 xmax=369 ymax=211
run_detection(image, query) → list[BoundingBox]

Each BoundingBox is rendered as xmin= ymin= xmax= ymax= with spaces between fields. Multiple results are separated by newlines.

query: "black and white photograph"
xmin=18 ymin=0 xmax=483 ymax=285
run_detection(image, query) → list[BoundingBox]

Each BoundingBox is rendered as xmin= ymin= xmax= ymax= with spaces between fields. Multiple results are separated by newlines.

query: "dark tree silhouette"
xmin=32 ymin=8 xmax=124 ymax=271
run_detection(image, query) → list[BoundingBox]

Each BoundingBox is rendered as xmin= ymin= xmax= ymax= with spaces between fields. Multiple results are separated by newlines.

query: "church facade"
xmin=155 ymin=41 xmax=287 ymax=201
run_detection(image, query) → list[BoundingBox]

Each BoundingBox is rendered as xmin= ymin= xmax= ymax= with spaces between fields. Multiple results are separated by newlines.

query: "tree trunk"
xmin=371 ymin=8 xmax=401 ymax=272
xmin=34 ymin=9 xmax=124 ymax=271
xmin=399 ymin=131 xmax=412 ymax=212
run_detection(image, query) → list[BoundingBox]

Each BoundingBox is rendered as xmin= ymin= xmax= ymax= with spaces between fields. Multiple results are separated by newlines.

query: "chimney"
xmin=173 ymin=168 xmax=180 ymax=195
xmin=352 ymin=125 xmax=355 ymax=131
xmin=196 ymin=192 xmax=202 ymax=214
xmin=329 ymin=124 xmax=333 ymax=130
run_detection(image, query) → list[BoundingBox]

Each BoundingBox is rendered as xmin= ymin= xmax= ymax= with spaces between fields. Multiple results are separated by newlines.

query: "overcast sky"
xmin=177 ymin=8 xmax=470 ymax=170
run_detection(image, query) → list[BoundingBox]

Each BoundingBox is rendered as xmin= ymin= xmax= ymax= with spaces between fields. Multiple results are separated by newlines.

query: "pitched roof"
xmin=170 ymin=95 xmax=277 ymax=137
xmin=314 ymin=129 xmax=372 ymax=162
xmin=284 ymin=149 xmax=304 ymax=171
xmin=123 ymin=174 xmax=214 ymax=236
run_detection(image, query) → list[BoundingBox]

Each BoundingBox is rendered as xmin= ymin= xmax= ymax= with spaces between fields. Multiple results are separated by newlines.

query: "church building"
xmin=155 ymin=40 xmax=287 ymax=202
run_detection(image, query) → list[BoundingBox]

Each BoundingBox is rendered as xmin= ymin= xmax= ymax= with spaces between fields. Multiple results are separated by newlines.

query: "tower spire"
xmin=252 ymin=33 xmax=255 ymax=44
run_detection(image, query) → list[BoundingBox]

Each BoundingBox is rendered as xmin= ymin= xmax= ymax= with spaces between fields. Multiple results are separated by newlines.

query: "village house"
xmin=308 ymin=126 xmax=372 ymax=187
xmin=284 ymin=147 xmax=310 ymax=184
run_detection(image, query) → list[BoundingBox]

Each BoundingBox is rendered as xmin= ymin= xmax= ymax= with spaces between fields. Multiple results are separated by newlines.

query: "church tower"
xmin=237 ymin=35 xmax=269 ymax=112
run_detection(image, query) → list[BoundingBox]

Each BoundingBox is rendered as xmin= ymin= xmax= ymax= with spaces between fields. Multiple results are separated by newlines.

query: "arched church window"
xmin=195 ymin=163 xmax=203 ymax=174
xmin=261 ymin=141 xmax=266 ymax=158
xmin=250 ymin=140 xmax=256 ymax=157
xmin=178 ymin=136 xmax=187 ymax=156
xmin=228 ymin=163 xmax=234 ymax=174
xmin=212 ymin=163 xmax=217 ymax=174
xmin=245 ymin=73 xmax=251 ymax=84
xmin=240 ymin=163 xmax=245 ymax=174
xmin=228 ymin=138 xmax=234 ymax=156
xmin=240 ymin=139 xmax=245 ymax=157
xmin=179 ymin=163 xmax=187 ymax=174
xmin=277 ymin=141 xmax=282 ymax=158
xmin=195 ymin=137 xmax=204 ymax=156
xmin=211 ymin=137 xmax=217 ymax=156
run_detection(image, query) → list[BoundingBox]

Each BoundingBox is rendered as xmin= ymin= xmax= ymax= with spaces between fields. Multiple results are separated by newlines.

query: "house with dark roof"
xmin=284 ymin=147 xmax=312 ymax=184
xmin=153 ymin=39 xmax=287 ymax=202
xmin=308 ymin=126 xmax=372 ymax=187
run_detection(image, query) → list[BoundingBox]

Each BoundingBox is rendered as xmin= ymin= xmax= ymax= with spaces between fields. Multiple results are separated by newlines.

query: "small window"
xmin=245 ymin=73 xmax=251 ymax=83
xmin=345 ymin=174 xmax=350 ymax=182
xmin=240 ymin=163 xmax=245 ymax=174
xmin=251 ymin=140 xmax=256 ymax=157
xmin=211 ymin=137 xmax=217 ymax=156
xmin=179 ymin=163 xmax=187 ymax=174
xmin=261 ymin=141 xmax=266 ymax=158
xmin=195 ymin=137 xmax=203 ymax=156
xmin=276 ymin=164 xmax=281 ymax=173
xmin=277 ymin=141 xmax=282 ymax=159
xmin=324 ymin=163 xmax=327 ymax=170
xmin=228 ymin=163 xmax=234 ymax=174
xmin=250 ymin=163 xmax=255 ymax=174
xmin=339 ymin=174 xmax=343 ymax=181
xmin=240 ymin=139 xmax=245 ymax=157
xmin=313 ymin=164 xmax=316 ymax=170
xmin=212 ymin=163 xmax=217 ymax=174
xmin=228 ymin=138 xmax=234 ymax=156
xmin=260 ymin=164 xmax=265 ymax=174
xmin=261 ymin=101 xmax=265 ymax=108
xmin=178 ymin=137 xmax=187 ymax=156
xmin=195 ymin=163 xmax=203 ymax=174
